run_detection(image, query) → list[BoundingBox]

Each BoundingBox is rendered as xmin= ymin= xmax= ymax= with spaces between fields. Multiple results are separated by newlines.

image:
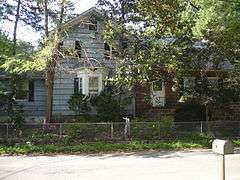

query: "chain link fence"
xmin=0 ymin=121 xmax=239 ymax=142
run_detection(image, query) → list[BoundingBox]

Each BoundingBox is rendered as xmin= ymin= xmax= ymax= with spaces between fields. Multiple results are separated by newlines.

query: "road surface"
xmin=0 ymin=149 xmax=240 ymax=180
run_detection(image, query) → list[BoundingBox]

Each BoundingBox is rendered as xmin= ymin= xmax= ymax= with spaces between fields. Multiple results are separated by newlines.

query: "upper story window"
xmin=89 ymin=20 xmax=97 ymax=31
xmin=75 ymin=40 xmax=82 ymax=58
xmin=104 ymin=43 xmax=113 ymax=60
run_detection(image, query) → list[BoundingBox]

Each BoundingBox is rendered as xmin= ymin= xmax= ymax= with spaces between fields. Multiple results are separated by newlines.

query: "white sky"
xmin=1 ymin=0 xmax=98 ymax=45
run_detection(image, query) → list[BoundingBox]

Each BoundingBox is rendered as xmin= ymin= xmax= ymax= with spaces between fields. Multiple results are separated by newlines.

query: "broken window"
xmin=104 ymin=43 xmax=111 ymax=60
xmin=89 ymin=20 xmax=97 ymax=31
xmin=75 ymin=40 xmax=82 ymax=57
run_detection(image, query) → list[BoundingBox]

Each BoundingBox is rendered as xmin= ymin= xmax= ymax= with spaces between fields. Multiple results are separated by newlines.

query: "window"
xmin=79 ymin=77 xmax=83 ymax=93
xmin=74 ymin=78 xmax=79 ymax=93
xmin=104 ymin=43 xmax=113 ymax=60
xmin=16 ymin=80 xmax=35 ymax=101
xmin=28 ymin=80 xmax=34 ymax=102
xmin=89 ymin=20 xmax=97 ymax=31
xmin=16 ymin=81 xmax=29 ymax=101
xmin=75 ymin=69 xmax=108 ymax=96
xmin=75 ymin=40 xmax=82 ymax=57
xmin=89 ymin=77 xmax=99 ymax=95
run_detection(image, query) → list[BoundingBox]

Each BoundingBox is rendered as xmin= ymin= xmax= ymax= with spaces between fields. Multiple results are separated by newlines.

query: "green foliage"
xmin=1 ymin=134 xmax=233 ymax=155
xmin=68 ymin=92 xmax=91 ymax=115
xmin=100 ymin=0 xmax=240 ymax=110
xmin=156 ymin=116 xmax=175 ymax=137
xmin=131 ymin=115 xmax=174 ymax=139
xmin=9 ymin=109 xmax=25 ymax=134
xmin=91 ymin=89 xmax=120 ymax=122
xmin=64 ymin=123 xmax=110 ymax=143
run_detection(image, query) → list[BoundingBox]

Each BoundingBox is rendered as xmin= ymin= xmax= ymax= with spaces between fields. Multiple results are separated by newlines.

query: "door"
xmin=151 ymin=80 xmax=165 ymax=107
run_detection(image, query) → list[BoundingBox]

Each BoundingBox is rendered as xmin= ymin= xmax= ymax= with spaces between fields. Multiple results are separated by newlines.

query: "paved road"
xmin=0 ymin=149 xmax=240 ymax=180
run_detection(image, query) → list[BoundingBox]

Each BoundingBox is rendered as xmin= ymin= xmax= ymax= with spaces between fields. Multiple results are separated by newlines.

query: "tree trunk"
xmin=8 ymin=0 xmax=21 ymax=115
xmin=44 ymin=0 xmax=49 ymax=37
xmin=44 ymin=0 xmax=65 ymax=123
xmin=12 ymin=0 xmax=21 ymax=56
xmin=45 ymin=60 xmax=56 ymax=123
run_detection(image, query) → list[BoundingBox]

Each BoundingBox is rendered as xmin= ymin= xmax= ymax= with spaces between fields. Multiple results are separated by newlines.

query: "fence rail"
xmin=0 ymin=121 xmax=239 ymax=142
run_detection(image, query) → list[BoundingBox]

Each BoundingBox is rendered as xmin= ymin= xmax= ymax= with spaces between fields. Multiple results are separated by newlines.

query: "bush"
xmin=68 ymin=92 xmax=91 ymax=115
xmin=9 ymin=109 xmax=25 ymax=135
xmin=152 ymin=115 xmax=174 ymax=138
xmin=131 ymin=115 xmax=174 ymax=139
xmin=64 ymin=123 xmax=110 ymax=142
xmin=91 ymin=90 xmax=120 ymax=122
xmin=174 ymin=100 xmax=206 ymax=122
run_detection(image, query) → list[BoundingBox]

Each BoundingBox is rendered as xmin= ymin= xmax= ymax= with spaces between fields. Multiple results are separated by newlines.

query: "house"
xmin=0 ymin=7 xmax=132 ymax=122
xmin=0 ymin=7 xmax=239 ymax=122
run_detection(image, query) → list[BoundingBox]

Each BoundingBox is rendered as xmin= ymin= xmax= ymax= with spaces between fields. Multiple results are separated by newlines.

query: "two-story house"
xmin=1 ymin=7 xmax=239 ymax=122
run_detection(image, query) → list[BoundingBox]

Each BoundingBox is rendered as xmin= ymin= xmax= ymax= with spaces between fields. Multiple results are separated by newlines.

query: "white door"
xmin=151 ymin=80 xmax=165 ymax=107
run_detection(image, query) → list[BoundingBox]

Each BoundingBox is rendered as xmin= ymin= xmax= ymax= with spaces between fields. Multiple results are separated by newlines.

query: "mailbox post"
xmin=212 ymin=139 xmax=234 ymax=180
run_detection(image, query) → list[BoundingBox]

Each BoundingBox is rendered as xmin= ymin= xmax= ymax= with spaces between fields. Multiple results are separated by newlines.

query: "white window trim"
xmin=77 ymin=68 xmax=108 ymax=96
xmin=151 ymin=81 xmax=165 ymax=107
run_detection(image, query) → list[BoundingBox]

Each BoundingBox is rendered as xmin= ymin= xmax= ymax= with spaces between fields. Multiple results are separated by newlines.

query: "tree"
xmin=97 ymin=0 xmax=138 ymax=117
xmin=0 ymin=0 xmax=44 ymax=116
xmin=101 ymin=0 xmax=240 ymax=120
xmin=39 ymin=0 xmax=75 ymax=123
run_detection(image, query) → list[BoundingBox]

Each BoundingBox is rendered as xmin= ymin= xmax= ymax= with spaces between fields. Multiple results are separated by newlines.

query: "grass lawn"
xmin=1 ymin=135 xmax=239 ymax=155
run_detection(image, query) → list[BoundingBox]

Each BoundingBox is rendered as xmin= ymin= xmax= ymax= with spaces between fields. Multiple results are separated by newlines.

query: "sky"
xmin=1 ymin=0 xmax=98 ymax=45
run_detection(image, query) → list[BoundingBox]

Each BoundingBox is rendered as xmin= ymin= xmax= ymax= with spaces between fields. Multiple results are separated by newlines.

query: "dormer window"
xmin=75 ymin=40 xmax=82 ymax=57
xmin=89 ymin=20 xmax=97 ymax=31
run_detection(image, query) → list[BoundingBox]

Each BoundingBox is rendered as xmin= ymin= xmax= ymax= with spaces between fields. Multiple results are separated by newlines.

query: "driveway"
xmin=0 ymin=149 xmax=240 ymax=180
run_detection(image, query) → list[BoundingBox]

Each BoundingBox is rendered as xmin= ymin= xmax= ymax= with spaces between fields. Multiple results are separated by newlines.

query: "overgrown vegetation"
xmin=68 ymin=92 xmax=91 ymax=116
xmin=1 ymin=135 xmax=239 ymax=155
xmin=91 ymin=89 xmax=121 ymax=122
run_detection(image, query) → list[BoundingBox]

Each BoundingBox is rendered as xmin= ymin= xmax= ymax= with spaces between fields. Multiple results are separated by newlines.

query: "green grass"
xmin=0 ymin=135 xmax=239 ymax=155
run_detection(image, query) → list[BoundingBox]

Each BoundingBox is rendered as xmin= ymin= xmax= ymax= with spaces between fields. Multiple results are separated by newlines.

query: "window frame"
xmin=76 ymin=69 xmax=108 ymax=96
xmin=88 ymin=76 xmax=100 ymax=95
xmin=15 ymin=80 xmax=29 ymax=101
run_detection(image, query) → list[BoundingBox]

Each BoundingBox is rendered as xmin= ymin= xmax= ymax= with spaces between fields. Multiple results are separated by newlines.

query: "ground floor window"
xmin=74 ymin=68 xmax=108 ymax=96
xmin=89 ymin=77 xmax=99 ymax=95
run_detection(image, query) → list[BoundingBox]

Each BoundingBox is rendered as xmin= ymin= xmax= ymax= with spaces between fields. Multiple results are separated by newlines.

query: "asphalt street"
xmin=0 ymin=149 xmax=240 ymax=180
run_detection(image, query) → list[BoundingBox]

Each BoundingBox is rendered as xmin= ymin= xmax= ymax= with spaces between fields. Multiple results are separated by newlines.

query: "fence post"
xmin=200 ymin=121 xmax=203 ymax=134
xmin=59 ymin=123 xmax=63 ymax=138
xmin=158 ymin=121 xmax=161 ymax=139
xmin=6 ymin=124 xmax=9 ymax=140
xmin=110 ymin=123 xmax=114 ymax=139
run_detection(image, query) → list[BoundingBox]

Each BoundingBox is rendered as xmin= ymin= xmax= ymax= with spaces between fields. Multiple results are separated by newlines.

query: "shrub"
xmin=9 ymin=109 xmax=25 ymax=135
xmin=174 ymin=100 xmax=206 ymax=122
xmin=152 ymin=115 xmax=174 ymax=138
xmin=68 ymin=92 xmax=91 ymax=115
xmin=91 ymin=90 xmax=120 ymax=122
xmin=131 ymin=115 xmax=174 ymax=139
xmin=64 ymin=123 xmax=110 ymax=142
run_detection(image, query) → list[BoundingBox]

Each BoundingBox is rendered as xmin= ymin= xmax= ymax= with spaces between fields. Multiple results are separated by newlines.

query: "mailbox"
xmin=212 ymin=139 xmax=234 ymax=155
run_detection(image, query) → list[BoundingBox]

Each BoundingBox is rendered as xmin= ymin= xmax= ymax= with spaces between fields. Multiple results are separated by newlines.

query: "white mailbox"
xmin=212 ymin=139 xmax=234 ymax=155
